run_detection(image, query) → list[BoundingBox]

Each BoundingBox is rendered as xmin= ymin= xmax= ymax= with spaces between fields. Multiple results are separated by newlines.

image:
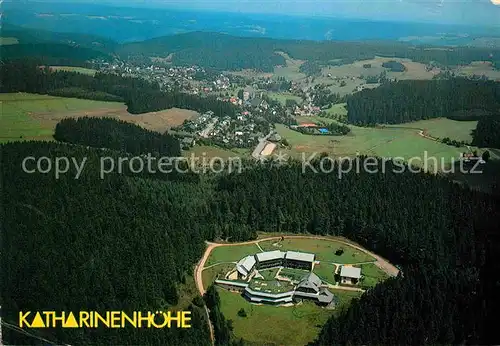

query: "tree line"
xmin=346 ymin=78 xmax=500 ymax=125
xmin=472 ymin=115 xmax=500 ymax=149
xmin=117 ymin=32 xmax=500 ymax=73
xmin=0 ymin=60 xmax=237 ymax=117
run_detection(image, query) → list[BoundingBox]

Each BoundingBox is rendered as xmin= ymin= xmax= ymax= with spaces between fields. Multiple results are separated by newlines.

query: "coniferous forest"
xmin=2 ymin=134 xmax=500 ymax=344
xmin=471 ymin=115 xmax=500 ymax=149
xmin=346 ymin=79 xmax=500 ymax=125
xmin=54 ymin=117 xmax=181 ymax=157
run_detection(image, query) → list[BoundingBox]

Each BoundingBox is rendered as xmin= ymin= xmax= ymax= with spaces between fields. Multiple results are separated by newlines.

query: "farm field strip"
xmin=1 ymin=93 xmax=198 ymax=142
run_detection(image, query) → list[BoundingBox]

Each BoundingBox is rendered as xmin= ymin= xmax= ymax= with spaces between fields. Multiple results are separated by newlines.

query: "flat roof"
xmin=340 ymin=266 xmax=362 ymax=279
xmin=256 ymin=250 xmax=285 ymax=262
xmin=215 ymin=280 xmax=249 ymax=288
xmin=285 ymin=251 xmax=315 ymax=263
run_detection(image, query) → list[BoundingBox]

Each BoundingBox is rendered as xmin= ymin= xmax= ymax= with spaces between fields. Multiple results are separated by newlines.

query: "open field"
xmin=454 ymin=61 xmax=500 ymax=80
xmin=0 ymin=37 xmax=20 ymax=45
xmin=319 ymin=57 xmax=439 ymax=82
xmin=204 ymin=243 xmax=262 ymax=266
xmin=276 ymin=120 xmax=463 ymax=171
xmin=217 ymin=288 xmax=335 ymax=346
xmin=259 ymin=238 xmax=375 ymax=264
xmin=0 ymin=93 xmax=124 ymax=142
xmin=274 ymin=52 xmax=306 ymax=81
xmin=0 ymin=93 xmax=198 ymax=142
xmin=356 ymin=263 xmax=390 ymax=289
xmin=386 ymin=118 xmax=478 ymax=143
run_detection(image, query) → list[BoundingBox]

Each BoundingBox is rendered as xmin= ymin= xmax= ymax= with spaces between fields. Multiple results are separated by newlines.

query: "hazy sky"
xmin=30 ymin=0 xmax=500 ymax=26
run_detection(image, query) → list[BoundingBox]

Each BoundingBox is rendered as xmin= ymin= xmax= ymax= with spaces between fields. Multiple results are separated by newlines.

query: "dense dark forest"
xmin=0 ymin=61 xmax=236 ymax=117
xmin=2 ymin=139 xmax=500 ymax=344
xmin=471 ymin=115 xmax=500 ymax=149
xmin=1 ymin=142 xmax=212 ymax=345
xmin=346 ymin=78 xmax=500 ymax=125
xmin=54 ymin=117 xmax=181 ymax=157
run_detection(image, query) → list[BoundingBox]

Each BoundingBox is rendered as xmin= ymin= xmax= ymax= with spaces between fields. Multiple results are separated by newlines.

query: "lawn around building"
xmin=201 ymin=237 xmax=392 ymax=346
xmin=204 ymin=243 xmax=262 ymax=266
xmin=217 ymin=287 xmax=363 ymax=346
xmin=217 ymin=287 xmax=334 ymax=346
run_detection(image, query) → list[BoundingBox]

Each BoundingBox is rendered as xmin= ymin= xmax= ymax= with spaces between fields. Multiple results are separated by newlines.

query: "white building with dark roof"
xmin=340 ymin=266 xmax=362 ymax=285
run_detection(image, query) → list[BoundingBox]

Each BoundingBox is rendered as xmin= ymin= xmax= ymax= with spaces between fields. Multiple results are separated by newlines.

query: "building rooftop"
xmin=215 ymin=279 xmax=249 ymax=288
xmin=340 ymin=266 xmax=362 ymax=279
xmin=285 ymin=251 xmax=315 ymax=263
xmin=256 ymin=250 xmax=285 ymax=262
xmin=236 ymin=255 xmax=256 ymax=276
xmin=297 ymin=272 xmax=322 ymax=291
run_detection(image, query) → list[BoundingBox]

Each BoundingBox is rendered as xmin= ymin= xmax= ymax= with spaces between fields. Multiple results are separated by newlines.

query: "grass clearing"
xmin=386 ymin=118 xmax=477 ymax=143
xmin=454 ymin=61 xmax=500 ymax=80
xmin=276 ymin=120 xmax=464 ymax=171
xmin=259 ymin=238 xmax=375 ymax=264
xmin=0 ymin=93 xmax=124 ymax=142
xmin=273 ymin=52 xmax=306 ymax=81
xmin=205 ymin=244 xmax=262 ymax=266
xmin=217 ymin=288 xmax=334 ymax=346
xmin=0 ymin=93 xmax=198 ymax=143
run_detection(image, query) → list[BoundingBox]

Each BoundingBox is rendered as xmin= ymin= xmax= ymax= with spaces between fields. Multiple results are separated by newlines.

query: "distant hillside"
xmin=118 ymin=31 xmax=500 ymax=72
xmin=0 ymin=43 xmax=112 ymax=66
xmin=118 ymin=31 xmax=286 ymax=72
xmin=0 ymin=25 xmax=115 ymax=66
xmin=2 ymin=27 xmax=499 ymax=72
xmin=1 ymin=24 xmax=117 ymax=52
